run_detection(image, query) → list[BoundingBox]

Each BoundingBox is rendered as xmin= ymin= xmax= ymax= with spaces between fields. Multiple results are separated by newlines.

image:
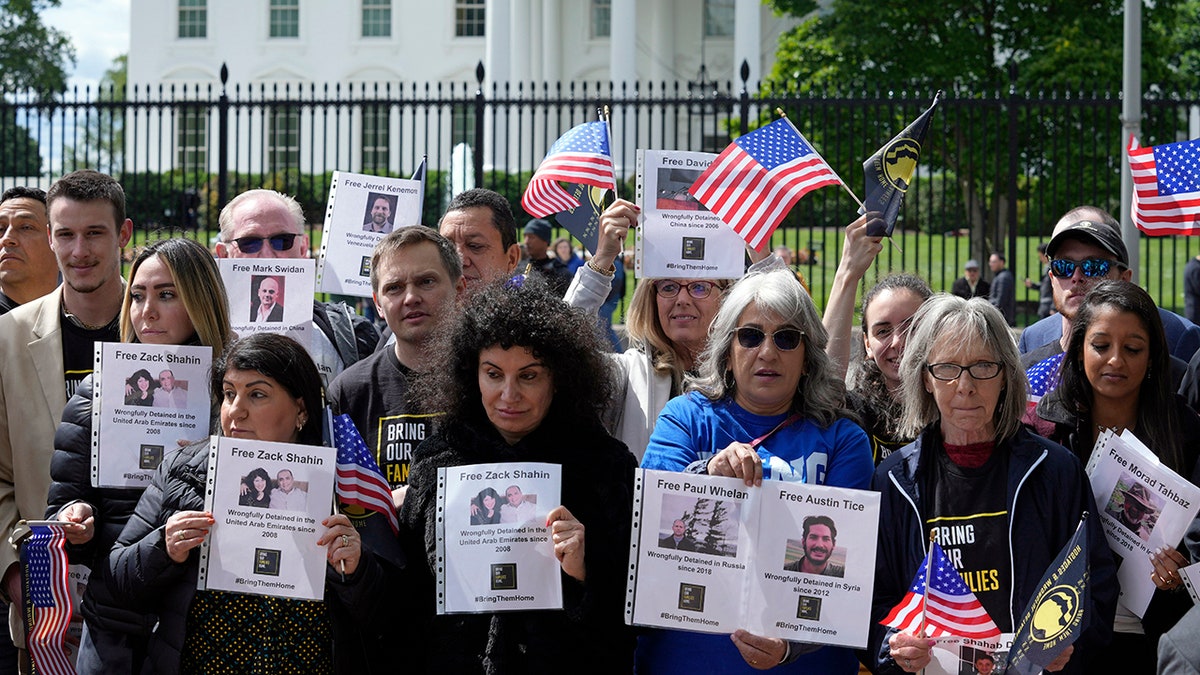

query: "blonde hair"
xmin=625 ymin=277 xmax=732 ymax=390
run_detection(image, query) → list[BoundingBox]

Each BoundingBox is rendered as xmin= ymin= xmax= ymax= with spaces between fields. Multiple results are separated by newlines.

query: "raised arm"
xmin=823 ymin=213 xmax=884 ymax=379
xmin=563 ymin=199 xmax=637 ymax=315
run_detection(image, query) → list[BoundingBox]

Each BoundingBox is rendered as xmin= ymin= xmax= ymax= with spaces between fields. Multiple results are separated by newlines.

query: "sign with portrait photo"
xmin=626 ymin=469 xmax=880 ymax=648
xmin=316 ymin=171 xmax=423 ymax=297
xmin=91 ymin=343 xmax=212 ymax=488
xmin=1085 ymin=430 xmax=1200 ymax=617
xmin=219 ymin=258 xmax=316 ymax=349
xmin=634 ymin=149 xmax=748 ymax=279
xmin=197 ymin=436 xmax=336 ymax=601
xmin=435 ymin=462 xmax=562 ymax=614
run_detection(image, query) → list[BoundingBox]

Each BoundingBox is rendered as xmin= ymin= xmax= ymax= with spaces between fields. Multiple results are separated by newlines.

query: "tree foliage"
xmin=0 ymin=0 xmax=75 ymax=98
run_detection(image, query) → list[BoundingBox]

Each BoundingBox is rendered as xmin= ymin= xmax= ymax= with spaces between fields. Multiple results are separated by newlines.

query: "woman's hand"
xmin=546 ymin=506 xmax=586 ymax=582
xmin=319 ymin=514 xmax=362 ymax=577
xmin=164 ymin=511 xmax=214 ymax=564
xmin=888 ymin=631 xmax=934 ymax=672
xmin=730 ymin=629 xmax=787 ymax=669
xmin=707 ymin=442 xmax=762 ymax=487
xmin=1150 ymin=546 xmax=1189 ymax=592
xmin=58 ymin=502 xmax=95 ymax=546
xmin=838 ymin=211 xmax=885 ymax=279
xmin=591 ymin=199 xmax=639 ymax=271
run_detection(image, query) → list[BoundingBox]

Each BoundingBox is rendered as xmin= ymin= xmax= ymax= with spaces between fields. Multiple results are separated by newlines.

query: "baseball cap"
xmin=964 ymin=259 xmax=979 ymax=270
xmin=523 ymin=218 xmax=552 ymax=243
xmin=1047 ymin=217 xmax=1128 ymax=265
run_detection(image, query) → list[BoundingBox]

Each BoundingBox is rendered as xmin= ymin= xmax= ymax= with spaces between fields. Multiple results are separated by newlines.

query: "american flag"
xmin=1129 ymin=135 xmax=1200 ymax=235
xmin=333 ymin=414 xmax=399 ymax=535
xmin=881 ymin=541 xmax=1000 ymax=640
xmin=521 ymin=121 xmax=616 ymax=217
xmin=1026 ymin=351 xmax=1065 ymax=408
xmin=690 ymin=118 xmax=841 ymax=251
xmin=23 ymin=523 xmax=75 ymax=675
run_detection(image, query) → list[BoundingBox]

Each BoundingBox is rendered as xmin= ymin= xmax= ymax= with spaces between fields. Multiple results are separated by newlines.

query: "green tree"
xmin=763 ymin=0 xmax=1200 ymax=256
xmin=0 ymin=0 xmax=75 ymax=98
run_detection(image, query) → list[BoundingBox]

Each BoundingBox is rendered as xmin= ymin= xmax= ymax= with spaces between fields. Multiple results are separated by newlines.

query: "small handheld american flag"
xmin=333 ymin=414 xmax=399 ymax=535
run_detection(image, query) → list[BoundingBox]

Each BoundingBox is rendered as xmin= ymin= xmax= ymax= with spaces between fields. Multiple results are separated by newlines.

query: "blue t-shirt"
xmin=637 ymin=392 xmax=873 ymax=674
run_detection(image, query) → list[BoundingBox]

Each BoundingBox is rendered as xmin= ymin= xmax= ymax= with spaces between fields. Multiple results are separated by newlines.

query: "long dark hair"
xmin=243 ymin=467 xmax=273 ymax=499
xmin=475 ymin=487 xmax=500 ymax=514
xmin=1059 ymin=281 xmax=1183 ymax=472
xmin=213 ymin=334 xmax=324 ymax=446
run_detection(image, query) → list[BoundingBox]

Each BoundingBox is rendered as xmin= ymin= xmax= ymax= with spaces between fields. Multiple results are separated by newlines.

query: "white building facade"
xmin=127 ymin=0 xmax=798 ymax=175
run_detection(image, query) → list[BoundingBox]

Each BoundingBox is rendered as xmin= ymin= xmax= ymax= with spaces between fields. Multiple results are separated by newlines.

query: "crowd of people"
xmin=0 ymin=168 xmax=1194 ymax=674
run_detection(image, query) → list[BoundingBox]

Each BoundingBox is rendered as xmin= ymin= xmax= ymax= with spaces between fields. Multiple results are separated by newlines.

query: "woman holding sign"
xmin=401 ymin=277 xmax=638 ymax=671
xmin=638 ymin=268 xmax=873 ymax=674
xmin=870 ymin=295 xmax=1116 ymax=674
xmin=1029 ymin=280 xmax=1200 ymax=670
xmin=45 ymin=236 xmax=233 ymax=673
xmin=107 ymin=334 xmax=378 ymax=673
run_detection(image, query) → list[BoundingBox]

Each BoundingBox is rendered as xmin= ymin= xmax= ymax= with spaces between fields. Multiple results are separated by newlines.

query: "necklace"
xmin=61 ymin=299 xmax=117 ymax=331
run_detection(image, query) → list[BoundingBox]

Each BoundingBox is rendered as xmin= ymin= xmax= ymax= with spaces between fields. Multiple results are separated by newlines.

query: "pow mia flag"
xmin=861 ymin=92 xmax=941 ymax=236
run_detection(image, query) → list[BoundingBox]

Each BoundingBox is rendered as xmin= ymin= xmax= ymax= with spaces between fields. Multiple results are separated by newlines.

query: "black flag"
xmin=862 ymin=92 xmax=941 ymax=235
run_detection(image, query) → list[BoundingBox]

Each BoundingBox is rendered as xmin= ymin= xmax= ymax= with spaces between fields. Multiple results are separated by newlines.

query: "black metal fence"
xmin=3 ymin=63 xmax=1199 ymax=322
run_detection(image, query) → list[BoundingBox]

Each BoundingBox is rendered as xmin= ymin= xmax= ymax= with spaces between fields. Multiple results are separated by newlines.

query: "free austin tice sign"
xmin=436 ymin=462 xmax=562 ymax=614
xmin=91 ymin=343 xmax=212 ymax=488
xmin=316 ymin=171 xmax=423 ymax=298
xmin=633 ymin=149 xmax=748 ymax=280
xmin=626 ymin=469 xmax=879 ymax=648
xmin=197 ymin=436 xmax=336 ymax=601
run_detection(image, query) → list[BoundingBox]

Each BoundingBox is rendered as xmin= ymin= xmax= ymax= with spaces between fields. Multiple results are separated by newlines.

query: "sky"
xmin=43 ymin=0 xmax=130 ymax=91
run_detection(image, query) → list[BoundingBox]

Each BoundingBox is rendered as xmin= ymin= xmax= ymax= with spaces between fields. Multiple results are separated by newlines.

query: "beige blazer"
xmin=0 ymin=287 xmax=65 ymax=573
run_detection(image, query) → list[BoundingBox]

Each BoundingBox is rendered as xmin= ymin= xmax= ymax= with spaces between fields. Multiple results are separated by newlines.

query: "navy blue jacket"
xmin=867 ymin=426 xmax=1117 ymax=674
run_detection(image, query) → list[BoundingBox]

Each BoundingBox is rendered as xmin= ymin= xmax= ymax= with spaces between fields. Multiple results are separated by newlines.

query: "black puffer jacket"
xmin=107 ymin=440 xmax=386 ymax=674
xmin=398 ymin=415 xmax=638 ymax=674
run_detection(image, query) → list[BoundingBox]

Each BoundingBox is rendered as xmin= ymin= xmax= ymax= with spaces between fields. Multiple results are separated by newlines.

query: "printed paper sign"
xmin=317 ymin=170 xmax=423 ymax=297
xmin=626 ymin=469 xmax=879 ymax=648
xmin=436 ymin=462 xmax=562 ymax=614
xmin=220 ymin=258 xmax=316 ymax=350
xmin=634 ymin=149 xmax=747 ymax=279
xmin=198 ymin=437 xmax=336 ymax=601
xmin=1086 ymin=430 xmax=1200 ymax=617
xmin=92 ymin=343 xmax=212 ymax=488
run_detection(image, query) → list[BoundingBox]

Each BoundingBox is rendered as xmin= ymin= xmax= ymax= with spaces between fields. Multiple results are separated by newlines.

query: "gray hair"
xmin=688 ymin=269 xmax=845 ymax=426
xmin=897 ymin=294 xmax=1027 ymax=440
xmin=218 ymin=189 xmax=305 ymax=239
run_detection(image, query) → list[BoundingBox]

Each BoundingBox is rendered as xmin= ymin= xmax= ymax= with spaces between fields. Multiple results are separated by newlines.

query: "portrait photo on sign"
xmin=655 ymin=167 xmax=708 ymax=212
xmin=657 ymin=493 xmax=740 ymax=558
xmin=362 ymin=192 xmax=396 ymax=234
xmin=125 ymin=368 xmax=157 ymax=407
xmin=151 ymin=368 xmax=188 ymax=408
xmin=781 ymin=514 xmax=846 ymax=578
xmin=249 ymin=275 xmax=286 ymax=323
xmin=1104 ymin=474 xmax=1161 ymax=542
xmin=959 ymin=645 xmax=998 ymax=675
xmin=469 ymin=486 xmax=505 ymax=526
xmin=493 ymin=485 xmax=538 ymax=525
xmin=237 ymin=466 xmax=310 ymax=512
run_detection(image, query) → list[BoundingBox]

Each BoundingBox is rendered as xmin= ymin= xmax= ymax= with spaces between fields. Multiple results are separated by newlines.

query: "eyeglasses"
xmin=231 ymin=234 xmax=299 ymax=254
xmin=1048 ymin=257 xmax=1123 ymax=279
xmin=925 ymin=361 xmax=1003 ymax=381
xmin=733 ymin=326 xmax=804 ymax=351
xmin=654 ymin=280 xmax=720 ymax=299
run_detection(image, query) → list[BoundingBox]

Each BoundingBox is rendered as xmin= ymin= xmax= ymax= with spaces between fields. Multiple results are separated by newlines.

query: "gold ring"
xmin=342 ymin=534 xmax=349 ymax=547
xmin=177 ymin=531 xmax=185 ymax=541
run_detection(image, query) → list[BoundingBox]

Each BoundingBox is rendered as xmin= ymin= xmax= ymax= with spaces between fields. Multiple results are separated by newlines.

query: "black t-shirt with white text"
xmin=60 ymin=313 xmax=120 ymax=401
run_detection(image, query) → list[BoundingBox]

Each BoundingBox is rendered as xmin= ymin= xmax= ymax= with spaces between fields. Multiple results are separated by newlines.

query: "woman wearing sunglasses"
xmin=870 ymin=295 xmax=1116 ymax=674
xmin=637 ymin=269 xmax=873 ymax=674
xmin=1029 ymin=281 xmax=1200 ymax=672
xmin=564 ymin=199 xmax=779 ymax=460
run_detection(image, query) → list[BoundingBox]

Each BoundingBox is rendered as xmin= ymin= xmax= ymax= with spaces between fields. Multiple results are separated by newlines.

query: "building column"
xmin=649 ymin=0 xmax=674 ymax=86
xmin=610 ymin=0 xmax=637 ymax=92
xmin=511 ymin=0 xmax=531 ymax=86
xmin=484 ymin=0 xmax=512 ymax=172
xmin=540 ymin=0 xmax=560 ymax=84
xmin=734 ymin=0 xmax=760 ymax=91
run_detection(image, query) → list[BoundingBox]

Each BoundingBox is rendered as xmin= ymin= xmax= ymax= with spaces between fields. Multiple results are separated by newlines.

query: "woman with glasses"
xmin=564 ymin=199 xmax=778 ymax=460
xmin=1029 ymin=280 xmax=1200 ymax=671
xmin=869 ymin=295 xmax=1116 ymax=674
xmin=637 ymin=269 xmax=873 ymax=674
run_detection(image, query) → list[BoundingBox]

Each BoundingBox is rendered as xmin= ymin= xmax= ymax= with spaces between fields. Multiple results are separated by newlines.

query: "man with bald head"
xmin=217 ymin=189 xmax=379 ymax=385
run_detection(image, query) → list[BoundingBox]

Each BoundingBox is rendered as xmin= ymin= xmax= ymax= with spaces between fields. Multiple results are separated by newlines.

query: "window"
xmin=177 ymin=109 xmax=208 ymax=173
xmin=178 ymin=0 xmax=206 ymax=39
xmin=268 ymin=109 xmax=300 ymax=171
xmin=591 ymin=0 xmax=611 ymax=38
xmin=362 ymin=0 xmax=390 ymax=37
xmin=270 ymin=0 xmax=299 ymax=38
xmin=704 ymin=0 xmax=734 ymax=38
xmin=362 ymin=105 xmax=389 ymax=172
xmin=455 ymin=0 xmax=485 ymax=37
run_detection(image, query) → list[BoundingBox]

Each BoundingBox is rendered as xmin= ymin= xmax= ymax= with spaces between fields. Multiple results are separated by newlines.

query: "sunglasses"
xmin=1048 ymin=257 xmax=1123 ymax=279
xmin=733 ymin=326 xmax=804 ymax=351
xmin=925 ymin=361 xmax=1003 ymax=381
xmin=231 ymin=233 xmax=299 ymax=254
xmin=654 ymin=280 xmax=720 ymax=299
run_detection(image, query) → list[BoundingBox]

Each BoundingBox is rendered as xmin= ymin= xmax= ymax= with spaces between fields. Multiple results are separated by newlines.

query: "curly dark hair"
xmin=418 ymin=276 xmax=614 ymax=433
xmin=1059 ymin=280 xmax=1183 ymax=473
